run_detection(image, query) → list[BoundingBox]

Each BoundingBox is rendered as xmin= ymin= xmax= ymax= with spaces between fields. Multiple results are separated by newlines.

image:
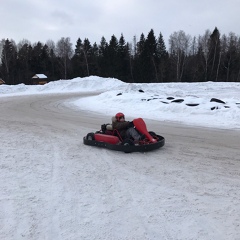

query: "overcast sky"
xmin=1 ymin=0 xmax=240 ymax=47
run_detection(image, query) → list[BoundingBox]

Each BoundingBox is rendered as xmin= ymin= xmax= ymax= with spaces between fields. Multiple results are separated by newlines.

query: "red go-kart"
xmin=83 ymin=118 xmax=165 ymax=153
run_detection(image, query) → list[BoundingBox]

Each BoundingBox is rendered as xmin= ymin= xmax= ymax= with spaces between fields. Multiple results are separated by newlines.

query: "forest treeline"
xmin=0 ymin=27 xmax=240 ymax=85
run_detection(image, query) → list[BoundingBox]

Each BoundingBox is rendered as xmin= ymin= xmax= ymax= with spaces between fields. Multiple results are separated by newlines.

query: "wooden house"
xmin=0 ymin=78 xmax=5 ymax=85
xmin=32 ymin=74 xmax=48 ymax=85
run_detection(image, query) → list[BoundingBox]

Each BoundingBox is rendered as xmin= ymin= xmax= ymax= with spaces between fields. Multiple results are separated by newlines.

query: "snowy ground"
xmin=0 ymin=77 xmax=240 ymax=240
xmin=1 ymin=76 xmax=240 ymax=129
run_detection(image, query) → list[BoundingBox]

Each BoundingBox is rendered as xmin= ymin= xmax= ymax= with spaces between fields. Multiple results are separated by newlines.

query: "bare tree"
xmin=56 ymin=37 xmax=73 ymax=79
xmin=198 ymin=30 xmax=211 ymax=81
xmin=0 ymin=39 xmax=5 ymax=64
xmin=81 ymin=46 xmax=89 ymax=76
xmin=190 ymin=36 xmax=198 ymax=55
xmin=132 ymin=35 xmax=137 ymax=57
xmin=46 ymin=39 xmax=56 ymax=54
xmin=169 ymin=30 xmax=191 ymax=81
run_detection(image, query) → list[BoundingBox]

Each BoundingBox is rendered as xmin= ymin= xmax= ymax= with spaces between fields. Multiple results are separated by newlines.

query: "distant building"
xmin=32 ymin=74 xmax=48 ymax=85
xmin=0 ymin=78 xmax=5 ymax=85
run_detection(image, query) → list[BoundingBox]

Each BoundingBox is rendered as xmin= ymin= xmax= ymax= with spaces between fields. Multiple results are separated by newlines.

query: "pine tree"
xmin=0 ymin=39 xmax=17 ymax=84
xmin=72 ymin=38 xmax=85 ymax=77
xmin=117 ymin=34 xmax=131 ymax=82
xmin=75 ymin=38 xmax=83 ymax=56
xmin=31 ymin=42 xmax=43 ymax=73
xmin=156 ymin=33 xmax=168 ymax=82
xmin=98 ymin=36 xmax=108 ymax=77
xmin=17 ymin=42 xmax=32 ymax=84
xmin=82 ymin=38 xmax=92 ymax=76
xmin=208 ymin=27 xmax=221 ymax=81
xmin=42 ymin=44 xmax=51 ymax=75
xmin=107 ymin=35 xmax=119 ymax=78
xmin=134 ymin=33 xmax=146 ymax=82
xmin=90 ymin=42 xmax=100 ymax=76
xmin=144 ymin=29 xmax=157 ymax=82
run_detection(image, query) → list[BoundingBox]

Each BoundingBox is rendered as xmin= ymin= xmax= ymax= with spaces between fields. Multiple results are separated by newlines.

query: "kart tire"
xmin=86 ymin=132 xmax=95 ymax=141
xmin=122 ymin=139 xmax=134 ymax=146
xmin=149 ymin=131 xmax=157 ymax=137
xmin=122 ymin=139 xmax=134 ymax=153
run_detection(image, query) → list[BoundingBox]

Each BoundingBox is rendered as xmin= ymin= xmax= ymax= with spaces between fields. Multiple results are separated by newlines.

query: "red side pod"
xmin=94 ymin=134 xmax=120 ymax=145
xmin=133 ymin=118 xmax=157 ymax=143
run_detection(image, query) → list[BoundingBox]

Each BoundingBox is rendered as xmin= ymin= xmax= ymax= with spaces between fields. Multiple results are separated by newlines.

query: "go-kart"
xmin=83 ymin=118 xmax=165 ymax=153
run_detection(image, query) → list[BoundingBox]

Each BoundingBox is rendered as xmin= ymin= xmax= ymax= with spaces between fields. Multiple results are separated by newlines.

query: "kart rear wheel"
xmin=86 ymin=132 xmax=95 ymax=141
xmin=122 ymin=139 xmax=134 ymax=146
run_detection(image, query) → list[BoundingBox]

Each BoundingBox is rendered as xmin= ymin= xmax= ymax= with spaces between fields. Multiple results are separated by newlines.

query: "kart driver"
xmin=112 ymin=112 xmax=144 ymax=142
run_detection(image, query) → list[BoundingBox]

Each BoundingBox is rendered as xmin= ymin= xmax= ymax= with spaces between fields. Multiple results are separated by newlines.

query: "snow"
xmin=1 ymin=76 xmax=240 ymax=130
xmin=0 ymin=76 xmax=240 ymax=240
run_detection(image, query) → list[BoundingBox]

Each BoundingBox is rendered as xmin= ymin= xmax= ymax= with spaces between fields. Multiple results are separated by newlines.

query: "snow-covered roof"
xmin=32 ymin=74 xmax=47 ymax=79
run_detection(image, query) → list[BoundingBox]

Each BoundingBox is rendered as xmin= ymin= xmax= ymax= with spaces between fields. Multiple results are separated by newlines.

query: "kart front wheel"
xmin=122 ymin=139 xmax=134 ymax=153
xmin=149 ymin=131 xmax=157 ymax=138
xmin=86 ymin=132 xmax=95 ymax=141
